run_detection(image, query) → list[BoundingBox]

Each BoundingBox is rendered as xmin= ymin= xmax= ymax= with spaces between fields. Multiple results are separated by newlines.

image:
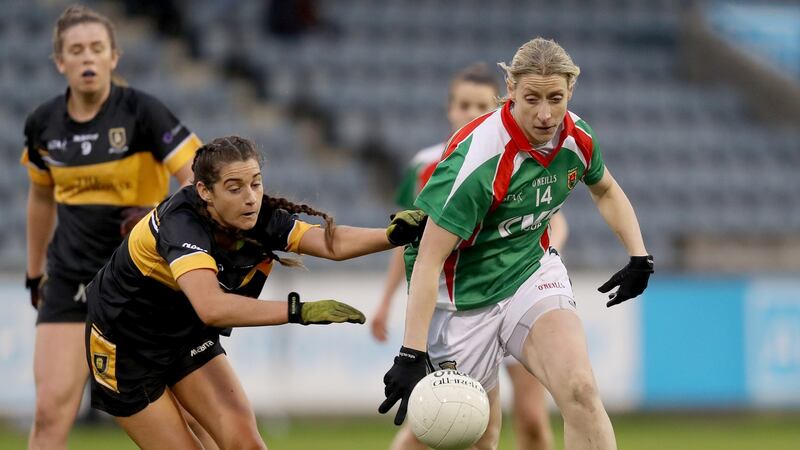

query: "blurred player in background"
xmin=20 ymin=5 xmax=203 ymax=449
xmin=371 ymin=64 xmax=565 ymax=450
xmin=85 ymin=136 xmax=426 ymax=449
xmin=379 ymin=38 xmax=654 ymax=449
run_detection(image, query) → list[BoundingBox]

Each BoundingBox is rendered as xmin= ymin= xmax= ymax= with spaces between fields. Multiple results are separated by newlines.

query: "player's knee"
xmin=220 ymin=413 xmax=264 ymax=450
xmin=565 ymin=374 xmax=600 ymax=413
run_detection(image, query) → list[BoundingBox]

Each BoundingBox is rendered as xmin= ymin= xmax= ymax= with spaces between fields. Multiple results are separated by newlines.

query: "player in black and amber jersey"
xmin=85 ymin=136 xmax=425 ymax=449
xmin=19 ymin=5 xmax=202 ymax=448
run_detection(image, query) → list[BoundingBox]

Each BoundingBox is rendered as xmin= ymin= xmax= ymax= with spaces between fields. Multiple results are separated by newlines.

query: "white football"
xmin=408 ymin=370 xmax=490 ymax=450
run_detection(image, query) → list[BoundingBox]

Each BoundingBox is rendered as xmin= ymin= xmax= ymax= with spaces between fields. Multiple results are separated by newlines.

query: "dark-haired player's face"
xmin=507 ymin=74 xmax=572 ymax=145
xmin=201 ymin=159 xmax=263 ymax=231
xmin=447 ymin=81 xmax=498 ymax=131
xmin=54 ymin=22 xmax=118 ymax=97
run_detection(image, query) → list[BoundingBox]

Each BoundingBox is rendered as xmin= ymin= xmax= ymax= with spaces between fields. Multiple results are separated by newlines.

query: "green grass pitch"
xmin=2 ymin=413 xmax=798 ymax=449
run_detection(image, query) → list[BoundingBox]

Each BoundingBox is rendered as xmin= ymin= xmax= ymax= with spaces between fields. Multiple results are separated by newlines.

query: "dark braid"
xmin=266 ymin=196 xmax=336 ymax=252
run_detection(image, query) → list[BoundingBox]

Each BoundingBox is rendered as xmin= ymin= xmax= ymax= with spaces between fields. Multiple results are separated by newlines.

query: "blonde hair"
xmin=498 ymin=37 xmax=580 ymax=103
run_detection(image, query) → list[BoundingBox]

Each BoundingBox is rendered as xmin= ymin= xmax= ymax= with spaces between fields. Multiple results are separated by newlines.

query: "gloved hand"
xmin=378 ymin=346 xmax=431 ymax=425
xmin=598 ymin=255 xmax=654 ymax=307
xmin=25 ymin=273 xmax=45 ymax=310
xmin=287 ymin=292 xmax=366 ymax=325
xmin=387 ymin=210 xmax=428 ymax=246
xmin=120 ymin=207 xmax=152 ymax=236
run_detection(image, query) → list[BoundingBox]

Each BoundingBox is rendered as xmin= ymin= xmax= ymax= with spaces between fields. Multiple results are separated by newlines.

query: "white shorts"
xmin=426 ymin=250 xmax=576 ymax=391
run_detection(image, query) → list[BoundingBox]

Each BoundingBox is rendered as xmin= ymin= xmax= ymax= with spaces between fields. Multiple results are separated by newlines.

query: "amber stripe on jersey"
xmin=127 ymin=211 xmax=217 ymax=290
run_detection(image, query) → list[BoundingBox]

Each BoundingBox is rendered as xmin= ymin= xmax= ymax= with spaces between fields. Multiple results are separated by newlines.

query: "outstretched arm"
xmin=297 ymin=226 xmax=394 ymax=261
xmin=177 ymin=269 xmax=364 ymax=328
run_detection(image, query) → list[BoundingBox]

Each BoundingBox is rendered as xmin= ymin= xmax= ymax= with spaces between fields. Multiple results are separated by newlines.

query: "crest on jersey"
xmin=567 ymin=167 xmax=578 ymax=190
xmin=438 ymin=360 xmax=458 ymax=371
xmin=93 ymin=354 xmax=109 ymax=374
xmin=108 ymin=127 xmax=127 ymax=152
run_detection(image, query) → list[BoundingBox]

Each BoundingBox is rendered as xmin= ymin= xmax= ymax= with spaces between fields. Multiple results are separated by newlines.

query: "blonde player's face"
xmin=447 ymin=81 xmax=498 ymax=132
xmin=199 ymin=159 xmax=264 ymax=231
xmin=507 ymin=74 xmax=572 ymax=146
xmin=54 ymin=22 xmax=119 ymax=97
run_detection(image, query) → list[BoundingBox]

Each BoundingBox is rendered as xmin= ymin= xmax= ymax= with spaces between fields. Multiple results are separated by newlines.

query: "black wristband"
xmin=287 ymin=291 xmax=303 ymax=324
xmin=397 ymin=346 xmax=427 ymax=363
xmin=25 ymin=274 xmax=43 ymax=290
xmin=630 ymin=255 xmax=654 ymax=272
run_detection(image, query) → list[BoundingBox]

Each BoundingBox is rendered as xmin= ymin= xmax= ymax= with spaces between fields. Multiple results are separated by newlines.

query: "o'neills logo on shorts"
xmin=190 ymin=340 xmax=215 ymax=357
xmin=537 ymin=282 xmax=566 ymax=291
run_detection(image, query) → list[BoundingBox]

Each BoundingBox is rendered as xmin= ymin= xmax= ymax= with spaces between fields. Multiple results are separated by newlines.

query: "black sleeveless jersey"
xmin=20 ymin=85 xmax=202 ymax=281
xmin=87 ymin=186 xmax=315 ymax=355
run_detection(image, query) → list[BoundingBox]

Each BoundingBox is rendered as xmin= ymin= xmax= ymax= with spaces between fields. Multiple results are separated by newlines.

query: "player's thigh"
xmin=515 ymin=309 xmax=596 ymax=405
xmin=115 ymin=388 xmax=202 ymax=450
xmin=171 ymin=354 xmax=262 ymax=445
xmin=33 ymin=323 xmax=88 ymax=402
xmin=427 ymin=305 xmax=505 ymax=391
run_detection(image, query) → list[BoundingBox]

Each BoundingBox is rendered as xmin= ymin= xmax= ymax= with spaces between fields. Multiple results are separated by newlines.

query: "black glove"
xmin=598 ymin=255 xmax=654 ymax=307
xmin=287 ymin=292 xmax=366 ymax=325
xmin=120 ymin=207 xmax=152 ymax=236
xmin=387 ymin=210 xmax=428 ymax=246
xmin=378 ymin=346 xmax=432 ymax=425
xmin=25 ymin=273 xmax=44 ymax=310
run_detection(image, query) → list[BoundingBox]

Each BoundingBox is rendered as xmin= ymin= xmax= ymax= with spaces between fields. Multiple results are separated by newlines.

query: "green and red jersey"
xmin=407 ymin=101 xmax=605 ymax=311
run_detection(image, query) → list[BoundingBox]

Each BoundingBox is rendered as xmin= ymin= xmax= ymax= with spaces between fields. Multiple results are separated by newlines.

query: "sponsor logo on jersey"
xmin=47 ymin=139 xmax=67 ymax=151
xmin=73 ymin=133 xmax=99 ymax=142
xmin=93 ymin=354 xmax=109 ymax=374
xmin=190 ymin=339 xmax=215 ymax=357
xmin=498 ymin=207 xmax=560 ymax=238
xmin=504 ymin=192 xmax=524 ymax=203
xmin=162 ymin=123 xmax=184 ymax=144
xmin=537 ymin=281 xmax=566 ymax=291
xmin=108 ymin=127 xmax=129 ymax=154
xmin=181 ymin=242 xmax=207 ymax=252
xmin=567 ymin=168 xmax=578 ymax=190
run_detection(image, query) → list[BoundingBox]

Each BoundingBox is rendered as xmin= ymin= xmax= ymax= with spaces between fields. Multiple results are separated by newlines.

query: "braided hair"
xmin=191 ymin=136 xmax=337 ymax=256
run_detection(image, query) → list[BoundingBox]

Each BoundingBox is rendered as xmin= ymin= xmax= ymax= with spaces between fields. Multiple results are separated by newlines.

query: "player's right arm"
xmin=26 ymin=182 xmax=56 ymax=278
xmin=177 ymin=269 xmax=365 ymax=328
xmin=402 ymin=220 xmax=459 ymax=350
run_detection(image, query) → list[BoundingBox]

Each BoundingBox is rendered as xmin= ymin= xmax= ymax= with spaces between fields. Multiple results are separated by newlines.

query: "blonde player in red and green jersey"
xmin=372 ymin=64 xmax=566 ymax=450
xmin=378 ymin=38 xmax=654 ymax=450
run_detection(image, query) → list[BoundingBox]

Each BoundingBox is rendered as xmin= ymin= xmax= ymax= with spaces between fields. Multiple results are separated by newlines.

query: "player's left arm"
xmin=587 ymin=169 xmax=647 ymax=257
xmin=588 ymin=169 xmax=654 ymax=306
xmin=297 ymin=211 xmax=426 ymax=261
xmin=297 ymin=226 xmax=394 ymax=261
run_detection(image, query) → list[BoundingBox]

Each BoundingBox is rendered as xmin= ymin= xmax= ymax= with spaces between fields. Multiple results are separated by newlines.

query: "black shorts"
xmin=37 ymin=275 xmax=89 ymax=324
xmin=86 ymin=322 xmax=226 ymax=417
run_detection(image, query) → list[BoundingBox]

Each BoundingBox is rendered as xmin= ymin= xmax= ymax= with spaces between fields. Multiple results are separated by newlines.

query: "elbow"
xmin=193 ymin=300 xmax=225 ymax=328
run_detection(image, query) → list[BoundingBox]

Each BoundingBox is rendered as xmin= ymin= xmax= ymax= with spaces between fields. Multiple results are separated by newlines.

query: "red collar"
xmin=500 ymin=101 xmax=573 ymax=167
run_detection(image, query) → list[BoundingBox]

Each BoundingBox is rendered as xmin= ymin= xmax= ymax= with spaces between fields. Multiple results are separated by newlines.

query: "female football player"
xmin=85 ymin=136 xmax=425 ymax=449
xmin=20 ymin=5 xmax=206 ymax=448
xmin=379 ymin=38 xmax=654 ymax=450
xmin=372 ymin=64 xmax=566 ymax=450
